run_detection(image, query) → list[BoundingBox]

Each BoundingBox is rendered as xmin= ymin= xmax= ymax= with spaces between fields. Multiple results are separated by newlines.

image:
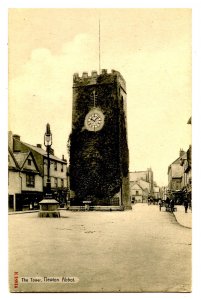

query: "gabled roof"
xmin=22 ymin=142 xmax=66 ymax=163
xmin=13 ymin=151 xmax=40 ymax=174
xmin=138 ymin=179 xmax=150 ymax=189
xmin=171 ymin=152 xmax=187 ymax=165
xmin=8 ymin=147 xmax=20 ymax=170
xmin=130 ymin=181 xmax=143 ymax=190
xmin=13 ymin=152 xmax=30 ymax=168
xmin=168 ymin=152 xmax=187 ymax=173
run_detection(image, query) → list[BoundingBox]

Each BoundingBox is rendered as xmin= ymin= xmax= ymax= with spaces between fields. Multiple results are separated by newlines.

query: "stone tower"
xmin=69 ymin=69 xmax=131 ymax=210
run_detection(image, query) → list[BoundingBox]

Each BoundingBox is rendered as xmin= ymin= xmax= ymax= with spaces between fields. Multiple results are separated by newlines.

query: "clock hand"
xmin=91 ymin=116 xmax=98 ymax=122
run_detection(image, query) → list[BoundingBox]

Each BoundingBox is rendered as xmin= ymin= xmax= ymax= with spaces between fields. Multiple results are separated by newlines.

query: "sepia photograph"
xmin=3 ymin=2 xmax=198 ymax=296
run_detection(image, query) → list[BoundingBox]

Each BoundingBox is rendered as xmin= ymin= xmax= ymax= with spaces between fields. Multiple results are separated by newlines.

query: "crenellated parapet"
xmin=73 ymin=69 xmax=126 ymax=91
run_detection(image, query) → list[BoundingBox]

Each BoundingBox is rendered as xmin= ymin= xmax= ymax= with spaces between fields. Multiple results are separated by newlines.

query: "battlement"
xmin=73 ymin=69 xmax=126 ymax=91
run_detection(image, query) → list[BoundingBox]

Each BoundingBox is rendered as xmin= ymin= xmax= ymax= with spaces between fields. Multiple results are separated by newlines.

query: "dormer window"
xmin=28 ymin=159 xmax=32 ymax=166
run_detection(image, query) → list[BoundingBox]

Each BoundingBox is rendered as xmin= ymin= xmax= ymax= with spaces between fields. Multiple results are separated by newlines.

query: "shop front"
xmin=9 ymin=191 xmax=44 ymax=211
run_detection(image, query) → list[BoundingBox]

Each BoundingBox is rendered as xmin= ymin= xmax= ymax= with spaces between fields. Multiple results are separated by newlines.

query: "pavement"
xmin=8 ymin=209 xmax=39 ymax=214
xmin=173 ymin=205 xmax=192 ymax=229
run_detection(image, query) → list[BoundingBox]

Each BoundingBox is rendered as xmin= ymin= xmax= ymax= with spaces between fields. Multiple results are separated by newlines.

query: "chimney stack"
xmin=8 ymin=131 xmax=13 ymax=151
xmin=13 ymin=134 xmax=20 ymax=141
xmin=180 ymin=148 xmax=185 ymax=157
xmin=49 ymin=148 xmax=54 ymax=155
xmin=13 ymin=134 xmax=21 ymax=152
xmin=62 ymin=154 xmax=67 ymax=162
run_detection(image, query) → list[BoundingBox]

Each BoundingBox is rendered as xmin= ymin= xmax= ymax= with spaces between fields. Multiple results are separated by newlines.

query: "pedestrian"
xmin=166 ymin=197 xmax=170 ymax=208
xmin=184 ymin=199 xmax=188 ymax=213
xmin=170 ymin=198 xmax=175 ymax=212
xmin=158 ymin=198 xmax=162 ymax=211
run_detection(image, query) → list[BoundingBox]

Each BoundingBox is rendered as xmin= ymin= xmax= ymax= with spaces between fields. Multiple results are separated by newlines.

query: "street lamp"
xmin=44 ymin=123 xmax=52 ymax=196
xmin=38 ymin=123 xmax=60 ymax=217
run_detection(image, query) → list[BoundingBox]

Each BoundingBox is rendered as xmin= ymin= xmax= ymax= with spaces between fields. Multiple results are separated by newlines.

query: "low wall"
xmin=69 ymin=205 xmax=124 ymax=211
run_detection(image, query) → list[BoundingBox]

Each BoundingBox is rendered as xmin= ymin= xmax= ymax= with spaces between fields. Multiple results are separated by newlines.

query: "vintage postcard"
xmin=7 ymin=7 xmax=192 ymax=293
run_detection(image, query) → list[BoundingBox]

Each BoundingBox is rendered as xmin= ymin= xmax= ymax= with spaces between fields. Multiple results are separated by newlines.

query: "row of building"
xmin=165 ymin=117 xmax=192 ymax=205
xmin=166 ymin=146 xmax=192 ymax=205
xmin=9 ymin=128 xmax=190 ymax=210
xmin=129 ymin=141 xmax=192 ymax=206
xmin=129 ymin=168 xmax=160 ymax=203
xmin=8 ymin=130 xmax=161 ymax=210
xmin=8 ymin=131 xmax=68 ymax=211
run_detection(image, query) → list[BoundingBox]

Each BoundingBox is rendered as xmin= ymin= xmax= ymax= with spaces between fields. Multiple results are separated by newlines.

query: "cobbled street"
xmin=9 ymin=204 xmax=191 ymax=292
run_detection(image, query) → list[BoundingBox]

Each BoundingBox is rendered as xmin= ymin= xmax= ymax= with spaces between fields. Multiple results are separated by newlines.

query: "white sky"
xmin=8 ymin=8 xmax=191 ymax=187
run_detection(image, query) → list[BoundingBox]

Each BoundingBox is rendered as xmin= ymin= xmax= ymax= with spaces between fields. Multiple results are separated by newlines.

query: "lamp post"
xmin=44 ymin=123 xmax=52 ymax=196
xmin=38 ymin=123 xmax=60 ymax=217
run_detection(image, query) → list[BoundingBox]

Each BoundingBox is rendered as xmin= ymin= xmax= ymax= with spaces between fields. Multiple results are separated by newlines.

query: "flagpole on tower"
xmin=99 ymin=18 xmax=101 ymax=73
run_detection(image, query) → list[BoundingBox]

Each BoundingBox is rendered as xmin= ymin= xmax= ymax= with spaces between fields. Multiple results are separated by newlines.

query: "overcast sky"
xmin=8 ymin=8 xmax=191 ymax=186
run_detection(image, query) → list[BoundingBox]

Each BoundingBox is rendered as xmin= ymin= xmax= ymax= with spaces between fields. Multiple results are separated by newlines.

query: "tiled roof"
xmin=23 ymin=142 xmax=66 ymax=163
xmin=138 ymin=179 xmax=150 ymax=189
xmin=13 ymin=151 xmax=40 ymax=174
xmin=171 ymin=152 xmax=187 ymax=165
xmin=8 ymin=147 xmax=19 ymax=170
xmin=130 ymin=181 xmax=143 ymax=190
xmin=13 ymin=152 xmax=29 ymax=168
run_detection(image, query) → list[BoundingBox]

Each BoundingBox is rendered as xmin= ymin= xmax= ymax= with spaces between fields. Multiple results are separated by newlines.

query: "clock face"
xmin=85 ymin=109 xmax=104 ymax=131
